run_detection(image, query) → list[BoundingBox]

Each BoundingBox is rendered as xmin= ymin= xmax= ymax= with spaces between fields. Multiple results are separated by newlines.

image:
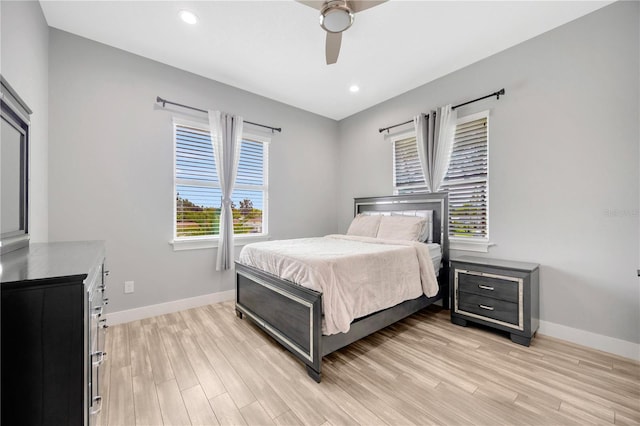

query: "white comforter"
xmin=238 ymin=234 xmax=439 ymax=335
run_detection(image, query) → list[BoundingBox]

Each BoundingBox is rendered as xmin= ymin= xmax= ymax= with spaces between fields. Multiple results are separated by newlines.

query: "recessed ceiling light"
xmin=179 ymin=10 xmax=198 ymax=25
xmin=349 ymin=85 xmax=360 ymax=93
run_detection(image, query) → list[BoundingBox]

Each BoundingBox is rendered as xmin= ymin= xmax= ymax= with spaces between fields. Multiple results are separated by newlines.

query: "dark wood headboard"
xmin=353 ymin=193 xmax=449 ymax=263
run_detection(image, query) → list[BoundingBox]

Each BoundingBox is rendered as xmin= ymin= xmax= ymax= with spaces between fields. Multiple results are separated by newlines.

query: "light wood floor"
xmin=98 ymin=301 xmax=640 ymax=426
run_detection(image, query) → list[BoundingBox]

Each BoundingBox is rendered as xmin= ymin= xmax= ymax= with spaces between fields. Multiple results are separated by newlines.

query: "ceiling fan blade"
xmin=296 ymin=0 xmax=326 ymax=11
xmin=326 ymin=31 xmax=342 ymax=65
xmin=348 ymin=0 xmax=387 ymax=13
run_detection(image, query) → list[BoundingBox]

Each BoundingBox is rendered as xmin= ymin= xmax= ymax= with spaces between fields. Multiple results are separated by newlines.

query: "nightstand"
xmin=450 ymin=256 xmax=539 ymax=346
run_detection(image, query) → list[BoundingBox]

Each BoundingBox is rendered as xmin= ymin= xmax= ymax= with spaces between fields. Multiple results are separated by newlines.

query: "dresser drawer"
xmin=457 ymin=292 xmax=520 ymax=328
xmin=457 ymin=270 xmax=519 ymax=303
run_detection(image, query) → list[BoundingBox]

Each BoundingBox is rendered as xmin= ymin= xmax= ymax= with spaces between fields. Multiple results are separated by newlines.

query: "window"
xmin=392 ymin=112 xmax=489 ymax=250
xmin=173 ymin=119 xmax=268 ymax=246
xmin=440 ymin=113 xmax=488 ymax=241
xmin=392 ymin=133 xmax=426 ymax=193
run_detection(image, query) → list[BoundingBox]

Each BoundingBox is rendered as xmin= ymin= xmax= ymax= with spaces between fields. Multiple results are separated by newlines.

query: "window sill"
xmin=449 ymin=238 xmax=494 ymax=253
xmin=170 ymin=235 xmax=270 ymax=251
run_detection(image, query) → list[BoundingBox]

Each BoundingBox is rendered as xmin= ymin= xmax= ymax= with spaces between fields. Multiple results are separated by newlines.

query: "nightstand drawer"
xmin=458 ymin=292 xmax=519 ymax=326
xmin=457 ymin=271 xmax=518 ymax=303
xmin=451 ymin=256 xmax=539 ymax=345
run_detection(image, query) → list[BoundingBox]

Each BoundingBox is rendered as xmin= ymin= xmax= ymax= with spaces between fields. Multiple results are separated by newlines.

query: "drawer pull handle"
xmin=92 ymin=350 xmax=107 ymax=366
xmin=478 ymin=285 xmax=494 ymax=291
xmin=92 ymin=306 xmax=103 ymax=318
xmin=90 ymin=396 xmax=103 ymax=415
xmin=479 ymin=304 xmax=494 ymax=311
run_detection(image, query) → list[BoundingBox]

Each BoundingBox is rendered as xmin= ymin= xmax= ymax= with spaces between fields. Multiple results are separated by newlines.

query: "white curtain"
xmin=414 ymin=104 xmax=457 ymax=192
xmin=209 ymin=110 xmax=243 ymax=271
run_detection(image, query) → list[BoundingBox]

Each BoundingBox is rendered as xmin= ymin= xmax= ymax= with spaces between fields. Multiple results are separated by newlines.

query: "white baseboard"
xmin=538 ymin=320 xmax=640 ymax=361
xmin=106 ymin=290 xmax=235 ymax=325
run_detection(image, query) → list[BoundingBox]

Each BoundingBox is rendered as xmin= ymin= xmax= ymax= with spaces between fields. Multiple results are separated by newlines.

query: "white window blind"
xmin=441 ymin=116 xmax=488 ymax=239
xmin=174 ymin=122 xmax=268 ymax=239
xmin=393 ymin=135 xmax=425 ymax=192
xmin=392 ymin=113 xmax=489 ymax=240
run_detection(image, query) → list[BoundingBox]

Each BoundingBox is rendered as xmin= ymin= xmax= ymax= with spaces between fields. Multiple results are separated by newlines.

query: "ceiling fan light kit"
xmin=299 ymin=0 xmax=387 ymax=65
xmin=320 ymin=1 xmax=355 ymax=33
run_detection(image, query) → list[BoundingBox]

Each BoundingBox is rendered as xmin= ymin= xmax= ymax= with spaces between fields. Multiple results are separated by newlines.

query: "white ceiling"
xmin=40 ymin=0 xmax=612 ymax=120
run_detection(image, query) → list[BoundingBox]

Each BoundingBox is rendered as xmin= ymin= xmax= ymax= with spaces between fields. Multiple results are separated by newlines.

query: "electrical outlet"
xmin=124 ymin=281 xmax=134 ymax=294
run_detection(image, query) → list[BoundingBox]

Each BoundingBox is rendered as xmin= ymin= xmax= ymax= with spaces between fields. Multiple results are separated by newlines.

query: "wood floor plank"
xmin=132 ymin=375 xmax=163 ymax=426
xmin=109 ymin=324 xmax=130 ymax=369
xmin=107 ymin=366 xmax=134 ymax=426
xmin=193 ymin=305 xmax=225 ymax=339
xmin=205 ymin=304 xmax=252 ymax=345
xmin=144 ymin=322 xmax=175 ymax=384
xmin=476 ymin=346 xmax=630 ymax=420
xmin=615 ymin=410 xmax=640 ymax=425
xmin=210 ymin=392 xmax=248 ymax=426
xmin=128 ymin=320 xmax=153 ymax=379
xmin=177 ymin=330 xmax=227 ymax=400
xmin=182 ymin=385 xmax=220 ymax=426
xmin=273 ymin=410 xmax=304 ymax=426
xmin=157 ymin=379 xmax=192 ymax=426
xmin=473 ymin=379 xmax=519 ymax=403
xmin=100 ymin=301 xmax=640 ymax=426
xmin=240 ymin=400 xmax=275 ymax=426
xmin=159 ymin=324 xmax=200 ymax=391
xmin=196 ymin=332 xmax=256 ymax=409
xmin=560 ymin=400 xmax=615 ymax=425
xmin=140 ymin=316 xmax=157 ymax=326
xmin=255 ymin=338 xmax=368 ymax=426
xmin=244 ymin=341 xmax=327 ymax=425
xmin=322 ymin=368 xmax=415 ymax=426
xmin=613 ymin=359 xmax=640 ymax=380
xmin=156 ymin=312 xmax=175 ymax=329
xmin=215 ymin=335 xmax=290 ymax=419
xmin=512 ymin=394 xmax=585 ymax=426
xmin=320 ymin=376 xmax=387 ymax=425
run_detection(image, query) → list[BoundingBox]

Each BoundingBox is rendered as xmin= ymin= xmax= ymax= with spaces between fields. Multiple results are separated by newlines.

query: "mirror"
xmin=1 ymin=75 xmax=31 ymax=254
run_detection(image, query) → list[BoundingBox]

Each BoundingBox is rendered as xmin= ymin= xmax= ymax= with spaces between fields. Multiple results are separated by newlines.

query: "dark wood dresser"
xmin=450 ymin=256 xmax=539 ymax=346
xmin=1 ymin=241 xmax=108 ymax=425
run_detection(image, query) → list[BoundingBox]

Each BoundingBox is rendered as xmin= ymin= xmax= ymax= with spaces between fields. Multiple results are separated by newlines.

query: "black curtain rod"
xmin=156 ymin=96 xmax=282 ymax=133
xmin=378 ymin=88 xmax=505 ymax=134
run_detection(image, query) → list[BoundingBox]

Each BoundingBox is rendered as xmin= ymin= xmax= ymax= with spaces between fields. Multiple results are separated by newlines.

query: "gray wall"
xmin=337 ymin=1 xmax=639 ymax=344
xmin=48 ymin=29 xmax=339 ymax=312
xmin=1 ymin=0 xmax=49 ymax=242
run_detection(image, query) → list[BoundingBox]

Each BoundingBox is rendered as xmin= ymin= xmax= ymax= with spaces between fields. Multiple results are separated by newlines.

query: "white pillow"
xmin=391 ymin=210 xmax=433 ymax=242
xmin=376 ymin=215 xmax=427 ymax=241
xmin=346 ymin=214 xmax=381 ymax=238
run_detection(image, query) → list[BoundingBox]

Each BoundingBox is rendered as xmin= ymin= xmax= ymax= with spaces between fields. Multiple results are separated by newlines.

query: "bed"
xmin=234 ymin=193 xmax=449 ymax=382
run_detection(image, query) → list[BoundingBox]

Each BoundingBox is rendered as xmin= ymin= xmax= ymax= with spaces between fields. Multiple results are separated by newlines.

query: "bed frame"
xmin=234 ymin=193 xmax=449 ymax=382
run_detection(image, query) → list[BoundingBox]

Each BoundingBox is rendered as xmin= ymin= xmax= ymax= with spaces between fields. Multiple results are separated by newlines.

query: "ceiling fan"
xmin=298 ymin=0 xmax=387 ymax=65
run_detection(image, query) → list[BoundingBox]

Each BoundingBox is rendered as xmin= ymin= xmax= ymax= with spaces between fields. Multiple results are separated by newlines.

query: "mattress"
xmin=426 ymin=243 xmax=442 ymax=276
xmin=238 ymin=234 xmax=440 ymax=335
